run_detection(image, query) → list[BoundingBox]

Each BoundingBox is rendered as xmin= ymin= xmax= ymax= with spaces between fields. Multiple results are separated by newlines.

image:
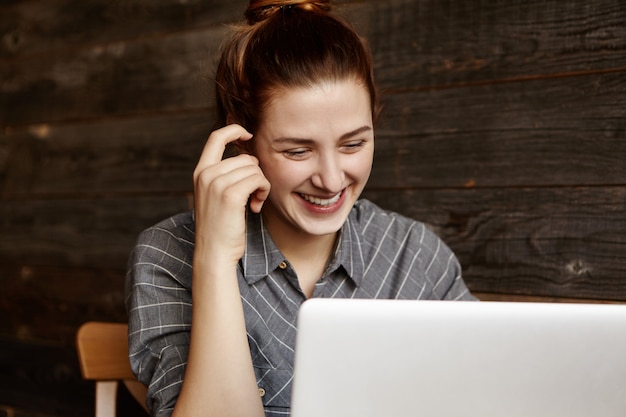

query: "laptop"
xmin=290 ymin=298 xmax=626 ymax=417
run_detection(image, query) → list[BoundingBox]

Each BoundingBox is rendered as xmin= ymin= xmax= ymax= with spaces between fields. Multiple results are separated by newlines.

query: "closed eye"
xmin=283 ymin=148 xmax=311 ymax=159
xmin=341 ymin=140 xmax=367 ymax=153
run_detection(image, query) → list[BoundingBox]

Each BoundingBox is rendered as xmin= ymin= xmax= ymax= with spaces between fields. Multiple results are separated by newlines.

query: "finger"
xmin=194 ymin=153 xmax=260 ymax=189
xmin=195 ymin=171 xmax=270 ymax=257
xmin=196 ymin=162 xmax=265 ymax=202
xmin=226 ymin=172 xmax=271 ymax=211
xmin=194 ymin=161 xmax=270 ymax=218
xmin=234 ymin=154 xmax=270 ymax=210
xmin=249 ymin=186 xmax=271 ymax=213
xmin=195 ymin=124 xmax=253 ymax=176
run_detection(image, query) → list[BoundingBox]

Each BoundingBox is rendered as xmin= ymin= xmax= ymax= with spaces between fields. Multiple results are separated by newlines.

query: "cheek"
xmin=347 ymin=153 xmax=374 ymax=180
xmin=260 ymin=158 xmax=309 ymax=190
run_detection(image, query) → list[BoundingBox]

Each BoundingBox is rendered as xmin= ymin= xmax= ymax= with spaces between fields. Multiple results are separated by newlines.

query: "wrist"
xmin=193 ymin=238 xmax=242 ymax=268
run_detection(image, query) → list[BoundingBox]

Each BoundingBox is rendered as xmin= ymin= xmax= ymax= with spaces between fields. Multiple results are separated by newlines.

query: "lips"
xmin=299 ymin=191 xmax=342 ymax=206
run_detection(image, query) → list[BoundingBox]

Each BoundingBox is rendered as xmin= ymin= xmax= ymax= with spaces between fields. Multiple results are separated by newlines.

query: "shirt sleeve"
xmin=125 ymin=222 xmax=194 ymax=417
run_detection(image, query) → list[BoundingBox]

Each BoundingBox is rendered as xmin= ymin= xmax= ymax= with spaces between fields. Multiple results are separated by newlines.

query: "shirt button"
xmin=259 ymin=388 xmax=266 ymax=397
xmin=279 ymin=261 xmax=287 ymax=269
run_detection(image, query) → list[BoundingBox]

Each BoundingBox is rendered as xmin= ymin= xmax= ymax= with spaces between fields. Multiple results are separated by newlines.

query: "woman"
xmin=126 ymin=1 xmax=476 ymax=416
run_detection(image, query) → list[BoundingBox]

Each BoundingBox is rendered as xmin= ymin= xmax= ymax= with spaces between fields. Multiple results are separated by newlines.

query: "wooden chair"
xmin=76 ymin=322 xmax=149 ymax=417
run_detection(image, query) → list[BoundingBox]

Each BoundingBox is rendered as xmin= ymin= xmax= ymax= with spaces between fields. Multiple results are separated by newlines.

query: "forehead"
xmin=258 ymin=79 xmax=373 ymax=139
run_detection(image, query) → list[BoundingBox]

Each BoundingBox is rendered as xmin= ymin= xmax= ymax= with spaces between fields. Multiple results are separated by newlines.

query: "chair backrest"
xmin=76 ymin=322 xmax=149 ymax=417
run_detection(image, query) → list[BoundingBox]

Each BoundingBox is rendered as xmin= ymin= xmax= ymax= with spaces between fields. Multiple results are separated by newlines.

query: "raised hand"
xmin=192 ymin=124 xmax=271 ymax=266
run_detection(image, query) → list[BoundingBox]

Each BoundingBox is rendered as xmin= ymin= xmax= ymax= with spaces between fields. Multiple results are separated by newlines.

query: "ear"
xmin=226 ymin=113 xmax=237 ymax=126
xmin=233 ymin=140 xmax=253 ymax=155
xmin=225 ymin=113 xmax=254 ymax=155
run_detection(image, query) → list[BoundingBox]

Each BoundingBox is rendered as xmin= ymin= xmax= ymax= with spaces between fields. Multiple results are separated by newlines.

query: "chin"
xmin=297 ymin=211 xmax=351 ymax=237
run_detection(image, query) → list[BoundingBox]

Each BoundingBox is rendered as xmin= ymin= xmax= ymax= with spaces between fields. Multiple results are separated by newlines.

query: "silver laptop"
xmin=291 ymin=299 xmax=626 ymax=417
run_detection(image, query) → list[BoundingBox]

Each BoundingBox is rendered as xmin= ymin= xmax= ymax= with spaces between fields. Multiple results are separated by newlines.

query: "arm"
xmin=172 ymin=125 xmax=270 ymax=417
xmin=126 ymin=222 xmax=195 ymax=415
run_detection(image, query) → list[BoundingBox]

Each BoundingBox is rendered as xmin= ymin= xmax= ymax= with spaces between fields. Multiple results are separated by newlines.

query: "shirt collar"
xmin=240 ymin=206 xmax=365 ymax=286
xmin=327 ymin=213 xmax=365 ymax=286
xmin=240 ymin=210 xmax=286 ymax=284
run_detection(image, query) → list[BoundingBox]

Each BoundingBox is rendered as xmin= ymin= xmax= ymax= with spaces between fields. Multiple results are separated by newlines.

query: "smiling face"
xmin=252 ymin=79 xmax=374 ymax=242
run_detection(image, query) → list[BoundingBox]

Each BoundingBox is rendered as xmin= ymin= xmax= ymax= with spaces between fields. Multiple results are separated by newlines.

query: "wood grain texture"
xmin=0 ymin=265 xmax=128 ymax=343
xmin=3 ymin=0 xmax=625 ymax=126
xmin=1 ymin=112 xmax=213 ymax=196
xmin=2 ymin=73 xmax=623 ymax=197
xmin=0 ymin=196 xmax=190 ymax=269
xmin=0 ymin=0 xmax=248 ymax=59
xmin=347 ymin=0 xmax=626 ymax=88
xmin=474 ymin=292 xmax=626 ymax=304
xmin=363 ymin=186 xmax=626 ymax=302
xmin=371 ymin=71 xmax=626 ymax=188
xmin=0 ymin=186 xmax=622 ymax=347
xmin=0 ymin=337 xmax=148 ymax=417
xmin=0 ymin=27 xmax=225 ymax=126
xmin=1 ymin=0 xmax=625 ymax=415
xmin=0 ymin=336 xmax=92 ymax=417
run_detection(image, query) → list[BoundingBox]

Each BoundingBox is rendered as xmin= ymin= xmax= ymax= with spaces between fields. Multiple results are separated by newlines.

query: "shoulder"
xmin=128 ymin=211 xmax=196 ymax=281
xmin=350 ymin=200 xmax=472 ymax=300
xmin=350 ymin=199 xmax=452 ymax=260
xmin=135 ymin=211 xmax=195 ymax=251
xmin=351 ymin=199 xmax=431 ymax=238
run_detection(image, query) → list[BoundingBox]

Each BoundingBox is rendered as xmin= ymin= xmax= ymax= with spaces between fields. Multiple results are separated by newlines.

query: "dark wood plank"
xmin=0 ymin=196 xmax=190 ymax=269
xmin=474 ymin=292 xmax=625 ymax=304
xmin=0 ymin=405 xmax=60 ymax=417
xmin=0 ymin=265 xmax=127 ymax=343
xmin=1 ymin=112 xmax=213 ymax=196
xmin=2 ymin=1 xmax=624 ymax=416
xmin=0 ymin=0 xmax=356 ymax=60
xmin=0 ymin=0 xmax=248 ymax=59
xmin=371 ymin=71 xmax=626 ymax=188
xmin=0 ymin=26 xmax=226 ymax=126
xmin=347 ymin=0 xmax=626 ymax=89
xmin=1 ymin=186 xmax=623 ymax=342
xmin=3 ymin=72 xmax=623 ymax=196
xmin=363 ymin=186 xmax=626 ymax=302
xmin=0 ymin=339 xmax=146 ymax=417
xmin=0 ymin=337 xmax=91 ymax=417
xmin=4 ymin=0 xmax=626 ymax=126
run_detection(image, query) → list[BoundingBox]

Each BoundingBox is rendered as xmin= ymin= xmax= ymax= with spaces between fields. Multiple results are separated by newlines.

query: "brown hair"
xmin=215 ymin=0 xmax=379 ymax=133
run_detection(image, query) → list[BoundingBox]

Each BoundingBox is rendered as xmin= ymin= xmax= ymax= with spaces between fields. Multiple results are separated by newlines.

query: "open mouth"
xmin=299 ymin=191 xmax=342 ymax=207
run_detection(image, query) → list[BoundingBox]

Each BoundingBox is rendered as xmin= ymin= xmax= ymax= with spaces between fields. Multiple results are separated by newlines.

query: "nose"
xmin=311 ymin=152 xmax=345 ymax=193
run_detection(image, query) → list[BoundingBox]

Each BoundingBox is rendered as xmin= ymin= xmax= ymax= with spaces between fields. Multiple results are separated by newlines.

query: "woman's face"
xmin=253 ymin=79 xmax=374 ymax=240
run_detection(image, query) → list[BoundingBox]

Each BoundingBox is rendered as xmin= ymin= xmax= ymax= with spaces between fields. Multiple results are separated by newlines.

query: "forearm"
xmin=172 ymin=250 xmax=264 ymax=417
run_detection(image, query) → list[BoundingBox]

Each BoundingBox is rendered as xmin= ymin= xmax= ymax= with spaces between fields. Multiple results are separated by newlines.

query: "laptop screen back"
xmin=290 ymin=299 xmax=626 ymax=417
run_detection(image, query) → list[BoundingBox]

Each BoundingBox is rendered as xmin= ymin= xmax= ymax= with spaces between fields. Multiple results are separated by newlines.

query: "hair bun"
xmin=245 ymin=0 xmax=331 ymax=25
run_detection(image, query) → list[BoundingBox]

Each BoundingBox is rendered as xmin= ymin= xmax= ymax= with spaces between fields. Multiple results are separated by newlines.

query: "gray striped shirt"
xmin=126 ymin=199 xmax=475 ymax=417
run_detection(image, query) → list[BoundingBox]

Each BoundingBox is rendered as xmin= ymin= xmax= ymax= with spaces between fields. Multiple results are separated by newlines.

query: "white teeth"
xmin=301 ymin=192 xmax=341 ymax=206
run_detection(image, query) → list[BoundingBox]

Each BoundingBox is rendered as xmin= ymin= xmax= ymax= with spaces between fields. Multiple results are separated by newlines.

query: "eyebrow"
xmin=272 ymin=125 xmax=373 ymax=145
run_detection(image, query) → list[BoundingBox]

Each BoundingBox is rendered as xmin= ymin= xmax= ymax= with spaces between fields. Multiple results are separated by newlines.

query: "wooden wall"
xmin=1 ymin=0 xmax=624 ymax=415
